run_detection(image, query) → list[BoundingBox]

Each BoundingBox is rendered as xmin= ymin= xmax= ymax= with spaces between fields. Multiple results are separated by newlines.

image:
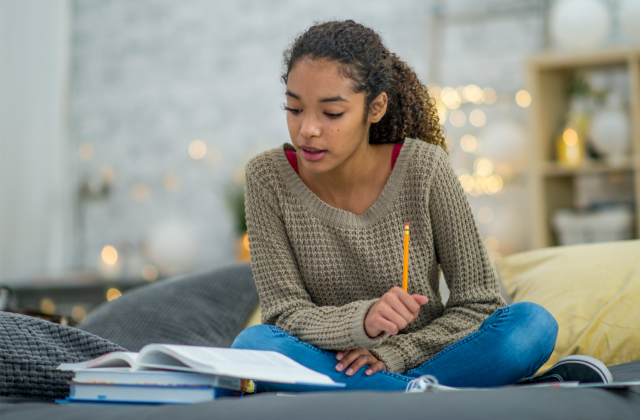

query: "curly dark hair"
xmin=281 ymin=20 xmax=446 ymax=153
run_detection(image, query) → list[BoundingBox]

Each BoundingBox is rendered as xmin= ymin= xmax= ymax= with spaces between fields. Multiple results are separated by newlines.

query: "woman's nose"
xmin=300 ymin=114 xmax=321 ymax=138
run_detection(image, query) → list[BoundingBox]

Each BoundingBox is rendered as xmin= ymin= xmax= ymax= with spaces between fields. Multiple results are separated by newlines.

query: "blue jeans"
xmin=231 ymin=302 xmax=558 ymax=392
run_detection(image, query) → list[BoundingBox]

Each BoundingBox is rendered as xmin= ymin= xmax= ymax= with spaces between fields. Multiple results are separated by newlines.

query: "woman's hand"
xmin=335 ymin=348 xmax=386 ymax=376
xmin=364 ymin=286 xmax=428 ymax=338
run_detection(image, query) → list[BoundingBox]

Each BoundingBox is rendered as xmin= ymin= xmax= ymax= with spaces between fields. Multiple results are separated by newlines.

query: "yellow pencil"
xmin=403 ymin=222 xmax=409 ymax=292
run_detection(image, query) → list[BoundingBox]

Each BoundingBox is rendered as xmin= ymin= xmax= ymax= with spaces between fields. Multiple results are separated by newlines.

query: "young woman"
xmin=231 ymin=20 xmax=559 ymax=392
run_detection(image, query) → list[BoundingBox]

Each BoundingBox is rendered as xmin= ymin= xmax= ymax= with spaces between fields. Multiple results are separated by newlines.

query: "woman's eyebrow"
xmin=285 ymin=90 xmax=348 ymax=103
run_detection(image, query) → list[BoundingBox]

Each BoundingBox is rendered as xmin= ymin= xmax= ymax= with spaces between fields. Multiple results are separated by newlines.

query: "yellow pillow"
xmin=496 ymin=240 xmax=640 ymax=371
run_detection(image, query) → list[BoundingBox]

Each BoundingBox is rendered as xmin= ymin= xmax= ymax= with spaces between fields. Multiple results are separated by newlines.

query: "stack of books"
xmin=56 ymin=344 xmax=344 ymax=405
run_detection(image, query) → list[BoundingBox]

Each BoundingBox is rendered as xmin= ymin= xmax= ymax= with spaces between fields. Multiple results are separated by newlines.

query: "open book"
xmin=57 ymin=344 xmax=344 ymax=387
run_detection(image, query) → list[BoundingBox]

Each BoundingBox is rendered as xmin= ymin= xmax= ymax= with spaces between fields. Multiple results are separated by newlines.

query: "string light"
xmin=106 ymin=288 xmax=122 ymax=302
xmin=101 ymin=245 xmax=118 ymax=266
xmin=189 ymin=140 xmax=207 ymax=160
xmin=469 ymin=109 xmax=486 ymax=127
xmin=515 ymin=90 xmax=532 ymax=107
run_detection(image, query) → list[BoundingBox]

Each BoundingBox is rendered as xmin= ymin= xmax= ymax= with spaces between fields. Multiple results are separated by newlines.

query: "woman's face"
xmin=284 ymin=58 xmax=375 ymax=174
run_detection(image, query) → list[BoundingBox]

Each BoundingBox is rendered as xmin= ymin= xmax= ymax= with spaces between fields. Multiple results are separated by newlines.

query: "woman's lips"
xmin=300 ymin=147 xmax=327 ymax=162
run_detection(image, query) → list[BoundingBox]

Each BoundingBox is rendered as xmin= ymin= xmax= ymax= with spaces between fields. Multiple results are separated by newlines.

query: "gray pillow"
xmin=0 ymin=312 xmax=125 ymax=401
xmin=77 ymin=263 xmax=259 ymax=351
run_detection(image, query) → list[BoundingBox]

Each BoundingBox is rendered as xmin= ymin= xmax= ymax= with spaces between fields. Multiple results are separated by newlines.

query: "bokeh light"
xmin=189 ymin=140 xmax=207 ymax=160
xmin=464 ymin=85 xmax=484 ymax=104
xmin=78 ymin=143 xmax=95 ymax=162
xmin=131 ymin=182 xmax=150 ymax=202
xmin=141 ymin=264 xmax=158 ymax=281
xmin=474 ymin=158 xmax=494 ymax=177
xmin=40 ymin=298 xmax=55 ymax=315
xmin=460 ymin=135 xmax=478 ymax=153
xmin=459 ymin=174 xmax=474 ymax=193
xmin=456 ymin=86 xmax=469 ymax=103
xmin=162 ymin=172 xmax=182 ymax=192
xmin=101 ymin=165 xmax=116 ymax=185
xmin=563 ymin=128 xmax=578 ymax=146
xmin=106 ymin=288 xmax=122 ymax=301
xmin=441 ymin=87 xmax=461 ymax=109
xmin=101 ymin=245 xmax=118 ymax=266
xmin=469 ymin=109 xmax=487 ymax=127
xmin=483 ymin=87 xmax=497 ymax=104
xmin=243 ymin=233 xmax=250 ymax=251
xmin=484 ymin=175 xmax=504 ymax=194
xmin=449 ymin=110 xmax=466 ymax=127
xmin=71 ymin=306 xmax=86 ymax=323
xmin=515 ymin=90 xmax=532 ymax=107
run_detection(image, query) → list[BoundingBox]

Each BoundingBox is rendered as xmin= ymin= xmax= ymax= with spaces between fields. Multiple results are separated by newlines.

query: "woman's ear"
xmin=369 ymin=92 xmax=388 ymax=123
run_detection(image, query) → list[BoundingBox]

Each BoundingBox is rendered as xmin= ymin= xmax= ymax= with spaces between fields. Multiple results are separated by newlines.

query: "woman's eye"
xmin=325 ymin=112 xmax=344 ymax=119
xmin=284 ymin=106 xmax=301 ymax=115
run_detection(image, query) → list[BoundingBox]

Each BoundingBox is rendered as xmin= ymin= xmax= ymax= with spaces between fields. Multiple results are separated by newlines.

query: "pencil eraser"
xmin=404 ymin=222 xmax=409 ymax=227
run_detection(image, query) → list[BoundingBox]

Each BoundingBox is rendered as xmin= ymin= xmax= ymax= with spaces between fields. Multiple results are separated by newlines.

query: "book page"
xmin=57 ymin=352 xmax=139 ymax=371
xmin=138 ymin=345 xmax=343 ymax=386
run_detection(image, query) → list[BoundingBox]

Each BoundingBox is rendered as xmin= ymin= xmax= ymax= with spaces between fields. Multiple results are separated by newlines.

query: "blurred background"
xmin=1 ymin=0 xmax=639 ymax=323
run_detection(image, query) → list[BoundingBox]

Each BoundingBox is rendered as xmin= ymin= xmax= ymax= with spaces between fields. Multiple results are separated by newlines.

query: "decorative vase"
xmin=549 ymin=0 xmax=610 ymax=50
xmin=590 ymin=93 xmax=630 ymax=166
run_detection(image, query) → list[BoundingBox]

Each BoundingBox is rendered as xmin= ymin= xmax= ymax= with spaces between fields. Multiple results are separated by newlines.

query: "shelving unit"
xmin=526 ymin=47 xmax=640 ymax=248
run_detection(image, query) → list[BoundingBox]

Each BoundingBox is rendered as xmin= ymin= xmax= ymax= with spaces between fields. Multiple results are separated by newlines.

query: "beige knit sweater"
xmin=244 ymin=137 xmax=506 ymax=374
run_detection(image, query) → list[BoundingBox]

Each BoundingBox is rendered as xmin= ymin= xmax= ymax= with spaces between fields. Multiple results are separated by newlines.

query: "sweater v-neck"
xmin=271 ymin=138 xmax=417 ymax=228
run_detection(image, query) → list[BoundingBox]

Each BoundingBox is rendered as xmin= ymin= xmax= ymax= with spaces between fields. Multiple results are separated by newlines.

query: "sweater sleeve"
xmin=370 ymin=148 xmax=506 ymax=373
xmin=244 ymin=158 xmax=389 ymax=351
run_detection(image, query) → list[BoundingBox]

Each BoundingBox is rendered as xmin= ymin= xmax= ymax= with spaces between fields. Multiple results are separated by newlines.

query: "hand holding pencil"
xmin=363 ymin=222 xmax=428 ymax=338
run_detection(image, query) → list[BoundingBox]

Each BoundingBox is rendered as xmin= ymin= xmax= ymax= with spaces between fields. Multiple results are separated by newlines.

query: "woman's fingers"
xmin=335 ymin=349 xmax=363 ymax=371
xmin=345 ymin=354 xmax=373 ymax=376
xmin=412 ymin=294 xmax=428 ymax=305
xmin=387 ymin=293 xmax=417 ymax=323
xmin=379 ymin=305 xmax=408 ymax=332
xmin=365 ymin=360 xmax=387 ymax=376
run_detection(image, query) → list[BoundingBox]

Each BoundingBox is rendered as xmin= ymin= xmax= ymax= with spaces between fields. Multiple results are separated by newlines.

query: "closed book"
xmin=72 ymin=368 xmax=254 ymax=392
xmin=69 ymin=381 xmax=236 ymax=404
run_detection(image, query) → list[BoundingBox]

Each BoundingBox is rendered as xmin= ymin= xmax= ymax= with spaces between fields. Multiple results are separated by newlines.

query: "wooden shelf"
xmin=541 ymin=158 xmax=637 ymax=177
xmin=527 ymin=48 xmax=640 ymax=249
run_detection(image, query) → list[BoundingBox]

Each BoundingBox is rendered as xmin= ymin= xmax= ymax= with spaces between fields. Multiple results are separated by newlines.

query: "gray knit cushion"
xmin=77 ymin=263 xmax=259 ymax=351
xmin=0 ymin=312 xmax=125 ymax=401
